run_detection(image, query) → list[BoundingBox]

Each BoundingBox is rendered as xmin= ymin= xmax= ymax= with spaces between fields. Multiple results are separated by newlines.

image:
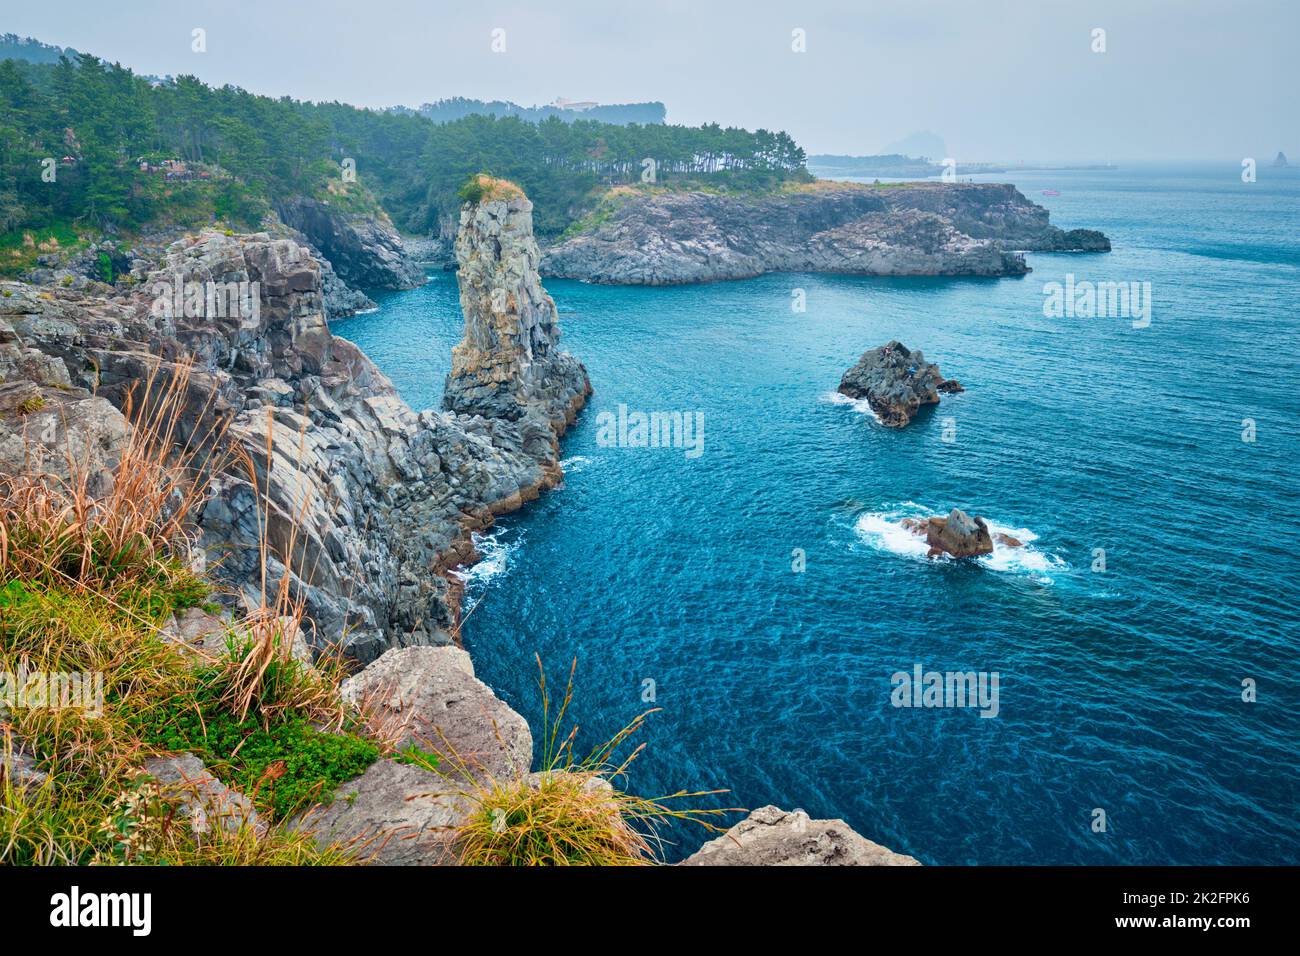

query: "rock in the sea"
xmin=838 ymin=340 xmax=963 ymax=427
xmin=681 ymin=805 xmax=920 ymax=866
xmin=903 ymin=508 xmax=995 ymax=558
xmin=444 ymin=183 xmax=591 ymax=480
xmin=542 ymin=182 xmax=1109 ymax=285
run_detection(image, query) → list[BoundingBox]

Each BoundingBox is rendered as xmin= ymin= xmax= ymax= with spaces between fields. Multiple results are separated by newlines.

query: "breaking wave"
xmin=853 ymin=502 xmax=1066 ymax=583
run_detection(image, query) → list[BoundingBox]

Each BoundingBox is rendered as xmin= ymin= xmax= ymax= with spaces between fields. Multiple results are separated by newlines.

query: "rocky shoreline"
xmin=1 ymin=185 xmax=918 ymax=866
xmin=541 ymin=181 xmax=1109 ymax=285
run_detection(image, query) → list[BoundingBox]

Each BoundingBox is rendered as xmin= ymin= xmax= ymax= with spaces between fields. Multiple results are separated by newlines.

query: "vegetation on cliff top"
xmin=0 ymin=38 xmax=808 ymax=263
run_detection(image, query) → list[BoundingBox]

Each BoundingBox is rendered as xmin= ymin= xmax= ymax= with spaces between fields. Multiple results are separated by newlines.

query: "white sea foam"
xmin=821 ymin=390 xmax=884 ymax=424
xmin=854 ymin=503 xmax=1066 ymax=583
xmin=560 ymin=455 xmax=598 ymax=475
xmin=451 ymin=530 xmax=519 ymax=589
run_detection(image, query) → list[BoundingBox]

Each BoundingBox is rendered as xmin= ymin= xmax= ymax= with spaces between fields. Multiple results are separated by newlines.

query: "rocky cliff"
xmin=0 ymin=193 xmax=584 ymax=663
xmin=276 ymin=196 xmax=425 ymax=292
xmin=541 ymin=182 xmax=1109 ymax=284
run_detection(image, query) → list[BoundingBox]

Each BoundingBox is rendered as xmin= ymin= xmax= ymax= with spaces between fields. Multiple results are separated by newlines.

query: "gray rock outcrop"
xmin=681 ymin=805 xmax=920 ymax=866
xmin=838 ymin=340 xmax=963 ymax=427
xmin=541 ymin=182 xmax=1109 ymax=284
xmin=0 ymin=201 xmax=585 ymax=662
xmin=276 ymin=196 xmax=424 ymax=291
xmin=444 ymin=191 xmax=591 ymax=485
xmin=142 ymin=752 xmax=267 ymax=837
xmin=305 ymin=645 xmax=533 ymax=865
xmin=340 ymin=646 xmax=532 ymax=780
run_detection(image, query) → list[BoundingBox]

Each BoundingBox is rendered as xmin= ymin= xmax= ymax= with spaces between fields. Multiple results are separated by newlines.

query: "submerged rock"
xmin=902 ymin=508 xmax=995 ymax=558
xmin=681 ymin=805 xmax=920 ymax=866
xmin=838 ymin=340 xmax=963 ymax=427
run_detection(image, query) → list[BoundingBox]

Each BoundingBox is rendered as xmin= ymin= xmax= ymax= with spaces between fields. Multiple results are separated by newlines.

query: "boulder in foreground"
xmin=681 ymin=805 xmax=920 ymax=866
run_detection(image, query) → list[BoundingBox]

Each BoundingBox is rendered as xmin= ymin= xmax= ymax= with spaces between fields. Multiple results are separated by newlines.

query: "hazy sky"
xmin=5 ymin=0 xmax=1296 ymax=160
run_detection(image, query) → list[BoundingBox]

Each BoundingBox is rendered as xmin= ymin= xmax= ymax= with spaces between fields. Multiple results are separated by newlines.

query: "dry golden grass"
xmin=447 ymin=657 xmax=741 ymax=865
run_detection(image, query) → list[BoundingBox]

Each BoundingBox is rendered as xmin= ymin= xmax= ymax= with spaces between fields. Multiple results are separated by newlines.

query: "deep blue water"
xmin=334 ymin=162 xmax=1300 ymax=865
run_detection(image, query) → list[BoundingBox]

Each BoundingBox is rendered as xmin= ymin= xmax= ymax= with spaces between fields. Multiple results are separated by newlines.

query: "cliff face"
xmin=540 ymin=182 xmax=1109 ymax=285
xmin=444 ymin=195 xmax=591 ymax=480
xmin=276 ymin=196 xmax=425 ymax=292
xmin=0 ymin=214 xmax=582 ymax=662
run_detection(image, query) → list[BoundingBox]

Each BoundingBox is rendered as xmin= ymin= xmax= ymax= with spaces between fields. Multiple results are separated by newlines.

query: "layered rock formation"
xmin=903 ymin=508 xmax=995 ymax=559
xmin=0 ymin=189 xmax=585 ymax=663
xmin=541 ymin=182 xmax=1109 ymax=284
xmin=444 ymin=190 xmax=591 ymax=484
xmin=681 ymin=806 xmax=920 ymax=866
xmin=838 ymin=340 xmax=963 ymax=427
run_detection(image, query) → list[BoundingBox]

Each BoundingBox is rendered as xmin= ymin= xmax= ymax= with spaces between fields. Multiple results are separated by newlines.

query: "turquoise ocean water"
xmin=335 ymin=162 xmax=1299 ymax=864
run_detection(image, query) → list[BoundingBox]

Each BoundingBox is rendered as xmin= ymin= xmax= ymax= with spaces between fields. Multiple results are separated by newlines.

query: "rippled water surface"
xmin=335 ymin=163 xmax=1300 ymax=864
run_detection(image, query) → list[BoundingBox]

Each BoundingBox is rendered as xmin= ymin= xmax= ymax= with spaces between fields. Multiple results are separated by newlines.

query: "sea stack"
xmin=838 ymin=340 xmax=963 ymax=427
xmin=444 ymin=176 xmax=591 ymax=479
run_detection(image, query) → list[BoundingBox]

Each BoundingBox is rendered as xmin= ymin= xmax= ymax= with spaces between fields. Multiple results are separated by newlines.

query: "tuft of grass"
xmin=0 ymin=357 xmax=373 ymax=865
xmin=15 ymin=396 xmax=46 ymax=415
xmin=0 ymin=357 xmax=228 ymax=596
xmin=457 ymin=173 xmax=525 ymax=205
xmin=448 ymin=658 xmax=739 ymax=865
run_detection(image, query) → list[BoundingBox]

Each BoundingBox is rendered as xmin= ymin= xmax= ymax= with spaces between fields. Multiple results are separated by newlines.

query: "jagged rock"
xmin=402 ymin=236 xmax=455 ymax=271
xmin=315 ymin=253 xmax=376 ymax=322
xmin=0 ymin=215 xmax=585 ymax=663
xmin=340 ymin=645 xmax=531 ymax=782
xmin=276 ymin=196 xmax=424 ymax=290
xmin=306 ymin=644 xmax=533 ymax=866
xmin=681 ymin=805 xmax=920 ymax=866
xmin=542 ymin=182 xmax=1109 ymax=284
xmin=142 ymin=753 xmax=266 ymax=837
xmin=838 ymin=340 xmax=963 ymax=427
xmin=903 ymin=508 xmax=995 ymax=558
xmin=444 ymin=189 xmax=592 ymax=470
xmin=0 ymin=358 xmax=128 ymax=497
